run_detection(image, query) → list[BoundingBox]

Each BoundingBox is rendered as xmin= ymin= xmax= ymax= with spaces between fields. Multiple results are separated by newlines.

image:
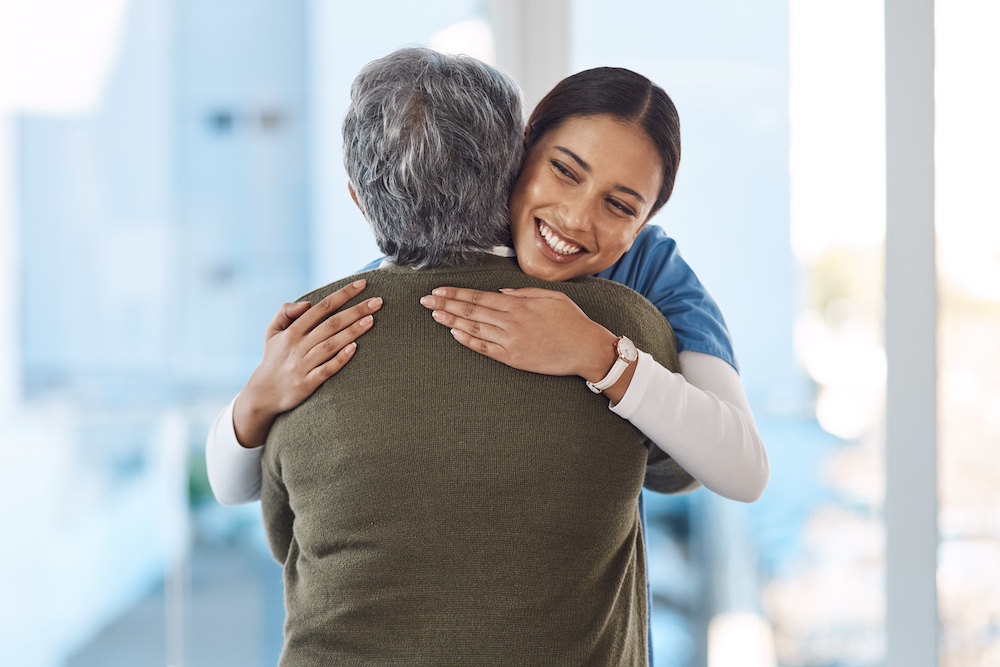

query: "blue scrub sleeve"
xmin=597 ymin=225 xmax=738 ymax=372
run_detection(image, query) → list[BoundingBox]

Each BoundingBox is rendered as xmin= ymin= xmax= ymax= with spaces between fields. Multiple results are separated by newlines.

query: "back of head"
xmin=343 ymin=47 xmax=525 ymax=268
xmin=527 ymin=67 xmax=681 ymax=220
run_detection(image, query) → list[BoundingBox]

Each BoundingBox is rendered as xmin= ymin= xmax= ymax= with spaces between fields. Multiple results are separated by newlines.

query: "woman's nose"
xmin=557 ymin=194 xmax=592 ymax=231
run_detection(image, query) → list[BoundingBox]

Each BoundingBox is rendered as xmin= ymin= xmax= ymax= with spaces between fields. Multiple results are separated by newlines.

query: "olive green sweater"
xmin=261 ymin=254 xmax=690 ymax=667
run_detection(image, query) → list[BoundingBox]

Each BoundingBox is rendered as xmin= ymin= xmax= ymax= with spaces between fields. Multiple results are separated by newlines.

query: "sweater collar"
xmin=376 ymin=247 xmax=521 ymax=275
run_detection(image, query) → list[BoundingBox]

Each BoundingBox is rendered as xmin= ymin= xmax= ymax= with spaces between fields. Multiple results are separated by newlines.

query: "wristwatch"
xmin=586 ymin=335 xmax=638 ymax=394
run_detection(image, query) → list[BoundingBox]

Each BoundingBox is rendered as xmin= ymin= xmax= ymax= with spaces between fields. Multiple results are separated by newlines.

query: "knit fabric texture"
xmin=262 ymin=254 xmax=689 ymax=667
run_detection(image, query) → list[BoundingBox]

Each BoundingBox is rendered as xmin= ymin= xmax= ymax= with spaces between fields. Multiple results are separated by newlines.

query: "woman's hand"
xmin=419 ymin=286 xmax=622 ymax=383
xmin=234 ymin=279 xmax=383 ymax=448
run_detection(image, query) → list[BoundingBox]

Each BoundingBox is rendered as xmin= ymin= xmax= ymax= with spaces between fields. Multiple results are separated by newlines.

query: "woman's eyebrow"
xmin=555 ymin=146 xmax=591 ymax=172
xmin=554 ymin=146 xmax=646 ymax=204
xmin=615 ymin=185 xmax=646 ymax=204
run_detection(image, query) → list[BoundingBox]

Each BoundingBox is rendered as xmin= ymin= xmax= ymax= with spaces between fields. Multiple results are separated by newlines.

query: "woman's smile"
xmin=536 ymin=219 xmax=584 ymax=257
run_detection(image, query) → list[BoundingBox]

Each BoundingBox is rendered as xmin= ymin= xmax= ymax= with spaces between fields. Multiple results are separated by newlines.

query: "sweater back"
xmin=262 ymin=254 xmax=684 ymax=667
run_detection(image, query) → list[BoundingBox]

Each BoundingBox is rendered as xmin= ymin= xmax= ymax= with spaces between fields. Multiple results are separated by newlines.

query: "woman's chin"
xmin=519 ymin=252 xmax=584 ymax=282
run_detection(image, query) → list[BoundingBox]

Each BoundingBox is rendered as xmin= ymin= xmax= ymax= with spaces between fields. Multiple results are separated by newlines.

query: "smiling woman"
xmin=511 ymin=115 xmax=663 ymax=281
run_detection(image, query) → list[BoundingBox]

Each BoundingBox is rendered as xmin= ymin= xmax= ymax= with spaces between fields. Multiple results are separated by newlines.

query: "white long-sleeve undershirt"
xmin=206 ymin=349 xmax=769 ymax=506
xmin=206 ymin=395 xmax=263 ymax=507
xmin=611 ymin=350 xmax=768 ymax=503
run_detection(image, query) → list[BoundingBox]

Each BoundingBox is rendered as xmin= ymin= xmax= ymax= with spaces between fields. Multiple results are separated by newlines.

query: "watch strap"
xmin=586 ymin=336 xmax=637 ymax=394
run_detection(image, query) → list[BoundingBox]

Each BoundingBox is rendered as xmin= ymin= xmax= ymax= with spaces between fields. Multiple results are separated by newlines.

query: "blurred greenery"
xmin=188 ymin=446 xmax=215 ymax=508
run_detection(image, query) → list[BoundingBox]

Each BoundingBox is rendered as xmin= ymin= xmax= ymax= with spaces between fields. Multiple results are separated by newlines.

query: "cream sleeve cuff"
xmin=607 ymin=349 xmax=657 ymax=416
xmin=205 ymin=395 xmax=264 ymax=506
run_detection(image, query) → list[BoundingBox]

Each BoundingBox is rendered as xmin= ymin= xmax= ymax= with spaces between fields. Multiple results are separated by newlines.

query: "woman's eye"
xmin=608 ymin=199 xmax=637 ymax=217
xmin=550 ymin=160 xmax=576 ymax=180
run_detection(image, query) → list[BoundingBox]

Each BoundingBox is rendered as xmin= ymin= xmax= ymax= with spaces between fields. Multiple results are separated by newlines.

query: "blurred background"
xmin=0 ymin=0 xmax=996 ymax=665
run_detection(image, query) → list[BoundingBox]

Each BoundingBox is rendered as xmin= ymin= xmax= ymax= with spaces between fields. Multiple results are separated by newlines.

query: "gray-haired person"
xmin=261 ymin=47 xmax=690 ymax=667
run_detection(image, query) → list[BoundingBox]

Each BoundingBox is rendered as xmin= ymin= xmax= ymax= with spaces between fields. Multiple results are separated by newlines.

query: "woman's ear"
xmin=523 ymin=124 xmax=532 ymax=147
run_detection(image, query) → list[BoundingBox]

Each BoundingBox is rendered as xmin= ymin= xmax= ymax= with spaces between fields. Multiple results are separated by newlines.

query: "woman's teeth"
xmin=537 ymin=221 xmax=582 ymax=255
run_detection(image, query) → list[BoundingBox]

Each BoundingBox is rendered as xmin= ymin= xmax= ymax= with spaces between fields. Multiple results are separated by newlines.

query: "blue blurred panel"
xmin=19 ymin=0 xmax=312 ymax=407
xmin=743 ymin=417 xmax=842 ymax=575
xmin=173 ymin=0 xmax=311 ymax=395
xmin=19 ymin=0 xmax=175 ymax=408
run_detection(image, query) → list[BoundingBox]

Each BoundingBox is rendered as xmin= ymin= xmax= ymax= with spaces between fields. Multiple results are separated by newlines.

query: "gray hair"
xmin=343 ymin=47 xmax=525 ymax=268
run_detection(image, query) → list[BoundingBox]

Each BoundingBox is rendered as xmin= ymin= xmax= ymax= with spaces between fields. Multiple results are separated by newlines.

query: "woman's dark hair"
xmin=526 ymin=67 xmax=681 ymax=220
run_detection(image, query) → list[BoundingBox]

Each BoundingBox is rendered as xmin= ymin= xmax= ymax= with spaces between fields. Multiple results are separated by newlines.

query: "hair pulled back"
xmin=527 ymin=68 xmax=680 ymax=219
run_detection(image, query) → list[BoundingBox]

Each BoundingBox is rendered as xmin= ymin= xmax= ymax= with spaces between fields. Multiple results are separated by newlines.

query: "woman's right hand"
xmin=233 ymin=279 xmax=383 ymax=448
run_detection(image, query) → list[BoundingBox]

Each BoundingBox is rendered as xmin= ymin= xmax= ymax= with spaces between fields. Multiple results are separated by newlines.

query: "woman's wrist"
xmin=574 ymin=326 xmax=640 ymax=404
xmin=576 ymin=325 xmax=625 ymax=384
xmin=233 ymin=381 xmax=281 ymax=449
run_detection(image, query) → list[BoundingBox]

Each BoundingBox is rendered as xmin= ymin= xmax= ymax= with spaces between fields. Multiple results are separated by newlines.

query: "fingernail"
xmin=432 ymin=288 xmax=446 ymax=296
xmin=353 ymin=279 xmax=366 ymax=288
xmin=499 ymin=288 xmax=513 ymax=293
xmin=419 ymin=296 xmax=434 ymax=307
xmin=360 ymin=315 xmax=373 ymax=327
xmin=432 ymin=310 xmax=446 ymax=321
xmin=345 ymin=342 xmax=357 ymax=354
xmin=368 ymin=297 xmax=382 ymax=310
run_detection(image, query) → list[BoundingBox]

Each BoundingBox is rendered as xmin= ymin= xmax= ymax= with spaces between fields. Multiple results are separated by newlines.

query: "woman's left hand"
xmin=419 ymin=286 xmax=619 ymax=381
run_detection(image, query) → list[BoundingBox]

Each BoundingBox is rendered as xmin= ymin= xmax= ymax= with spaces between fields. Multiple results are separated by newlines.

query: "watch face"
xmin=617 ymin=336 xmax=638 ymax=362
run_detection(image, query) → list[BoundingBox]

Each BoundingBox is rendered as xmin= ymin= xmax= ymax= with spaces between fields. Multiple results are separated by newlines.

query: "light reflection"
xmin=791 ymin=0 xmax=1000 ymax=663
xmin=786 ymin=0 xmax=888 ymax=663
xmin=428 ymin=18 xmax=495 ymax=65
xmin=937 ymin=1 xmax=1000 ymax=665
xmin=707 ymin=612 xmax=777 ymax=667
xmin=0 ymin=0 xmax=128 ymax=114
xmin=788 ymin=0 xmax=885 ymax=264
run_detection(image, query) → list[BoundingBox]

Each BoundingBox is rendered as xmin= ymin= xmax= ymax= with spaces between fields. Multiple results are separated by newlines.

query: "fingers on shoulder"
xmin=450 ymin=328 xmax=505 ymax=359
xmin=433 ymin=286 xmax=505 ymax=310
xmin=314 ymin=278 xmax=368 ymax=314
xmin=310 ymin=341 xmax=358 ymax=382
xmin=502 ymin=286 xmax=567 ymax=299
xmin=323 ymin=297 xmax=381 ymax=333
xmin=268 ymin=301 xmax=310 ymax=334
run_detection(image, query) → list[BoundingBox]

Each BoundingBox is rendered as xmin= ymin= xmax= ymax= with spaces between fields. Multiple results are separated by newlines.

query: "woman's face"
xmin=509 ymin=114 xmax=663 ymax=282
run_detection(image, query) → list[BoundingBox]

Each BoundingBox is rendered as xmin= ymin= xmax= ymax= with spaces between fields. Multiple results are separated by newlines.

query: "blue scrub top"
xmin=597 ymin=224 xmax=737 ymax=371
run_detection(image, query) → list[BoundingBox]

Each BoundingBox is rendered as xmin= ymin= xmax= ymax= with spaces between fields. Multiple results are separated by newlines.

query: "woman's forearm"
xmin=612 ymin=350 xmax=769 ymax=502
xmin=206 ymin=396 xmax=265 ymax=505
xmin=204 ymin=282 xmax=381 ymax=507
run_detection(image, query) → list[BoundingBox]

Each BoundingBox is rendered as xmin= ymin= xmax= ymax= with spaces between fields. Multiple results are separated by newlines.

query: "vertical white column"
xmin=488 ymin=0 xmax=570 ymax=113
xmin=0 ymin=116 xmax=19 ymax=413
xmin=884 ymin=1 xmax=938 ymax=666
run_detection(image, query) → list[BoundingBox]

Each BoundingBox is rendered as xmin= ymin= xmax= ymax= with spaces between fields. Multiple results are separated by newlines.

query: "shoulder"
xmin=630 ymin=223 xmax=676 ymax=255
xmin=295 ymin=269 xmax=382 ymax=305
xmin=560 ymin=276 xmax=660 ymax=316
xmin=599 ymin=226 xmax=738 ymax=371
xmin=598 ymin=225 xmax=686 ymax=294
